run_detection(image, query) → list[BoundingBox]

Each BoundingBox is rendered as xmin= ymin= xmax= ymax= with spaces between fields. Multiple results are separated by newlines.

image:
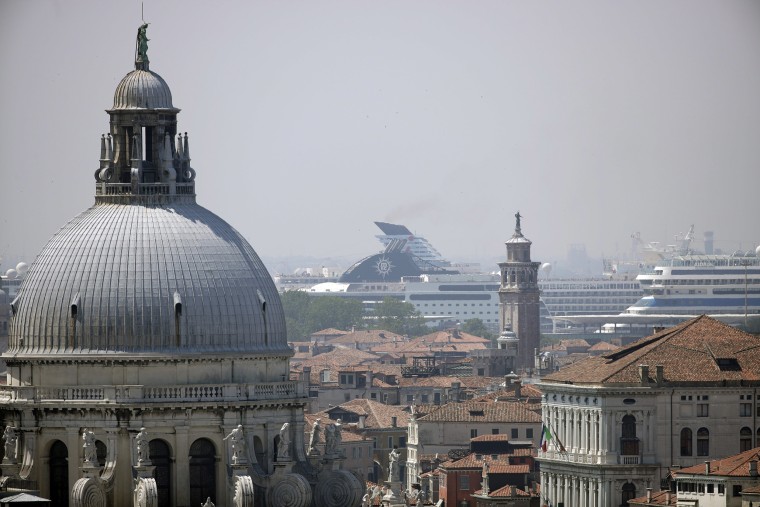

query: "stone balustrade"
xmin=0 ymin=381 xmax=302 ymax=404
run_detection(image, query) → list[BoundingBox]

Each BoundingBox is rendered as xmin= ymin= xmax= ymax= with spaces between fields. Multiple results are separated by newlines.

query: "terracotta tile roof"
xmin=742 ymin=484 xmax=760 ymax=494
xmin=417 ymin=400 xmax=541 ymax=424
xmin=543 ymin=316 xmax=760 ymax=386
xmin=317 ymin=398 xmax=411 ymax=429
xmin=560 ymin=339 xmax=590 ymax=348
xmin=470 ymin=384 xmax=543 ymax=404
xmin=677 ymin=446 xmax=760 ymax=477
xmin=296 ymin=348 xmax=381 ymax=369
xmin=628 ymin=490 xmax=677 ymax=505
xmin=311 ymin=328 xmax=348 ymax=336
xmin=588 ymin=340 xmax=620 ymax=352
xmin=371 ymin=329 xmax=490 ymax=354
xmin=328 ymin=329 xmax=405 ymax=345
xmin=477 ymin=485 xmax=531 ymax=497
xmin=441 ymin=453 xmax=530 ymax=473
xmin=470 ymin=434 xmax=512 ymax=442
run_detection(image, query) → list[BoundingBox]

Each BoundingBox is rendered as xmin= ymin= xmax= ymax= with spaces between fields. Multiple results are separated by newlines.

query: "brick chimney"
xmin=514 ymin=380 xmax=522 ymax=399
xmin=638 ymin=364 xmax=649 ymax=385
xmin=655 ymin=365 xmax=664 ymax=385
xmin=751 ymin=460 xmax=758 ymax=477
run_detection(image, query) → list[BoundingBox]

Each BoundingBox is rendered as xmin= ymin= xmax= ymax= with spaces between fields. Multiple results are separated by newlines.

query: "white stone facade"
xmin=538 ymin=383 xmax=760 ymax=507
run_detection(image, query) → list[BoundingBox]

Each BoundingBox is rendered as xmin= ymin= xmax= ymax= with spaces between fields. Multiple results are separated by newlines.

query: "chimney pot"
xmin=639 ymin=364 xmax=649 ymax=385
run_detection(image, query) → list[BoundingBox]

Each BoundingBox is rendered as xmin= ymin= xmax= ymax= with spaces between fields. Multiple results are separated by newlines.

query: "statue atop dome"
xmin=136 ymin=23 xmax=150 ymax=68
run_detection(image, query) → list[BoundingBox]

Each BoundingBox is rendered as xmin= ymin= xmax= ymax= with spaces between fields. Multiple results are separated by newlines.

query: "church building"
xmin=0 ymin=26 xmax=362 ymax=507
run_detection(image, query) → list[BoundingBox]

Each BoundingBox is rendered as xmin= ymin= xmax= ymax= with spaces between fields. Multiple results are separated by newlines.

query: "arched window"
xmin=49 ymin=440 xmax=69 ymax=507
xmin=254 ymin=436 xmax=266 ymax=469
xmin=697 ymin=428 xmax=709 ymax=457
xmin=620 ymin=415 xmax=639 ymax=456
xmin=680 ymin=428 xmax=693 ymax=456
xmin=189 ymin=438 xmax=216 ymax=506
xmin=740 ymin=427 xmax=752 ymax=452
xmin=150 ymin=439 xmax=172 ymax=507
xmin=95 ymin=440 xmax=107 ymax=467
xmin=622 ymin=482 xmax=636 ymax=506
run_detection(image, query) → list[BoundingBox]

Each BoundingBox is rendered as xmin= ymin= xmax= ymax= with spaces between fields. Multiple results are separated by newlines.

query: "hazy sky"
xmin=1 ymin=1 xmax=759 ymax=274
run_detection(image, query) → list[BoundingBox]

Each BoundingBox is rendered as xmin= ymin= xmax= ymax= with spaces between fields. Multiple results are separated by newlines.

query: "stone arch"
xmin=253 ymin=435 xmax=266 ymax=469
xmin=680 ymin=427 xmax=692 ymax=456
xmin=150 ymin=438 xmax=173 ymax=507
xmin=741 ymin=427 xmax=752 ymax=452
xmin=697 ymin=427 xmax=709 ymax=456
xmin=621 ymin=482 xmax=636 ymax=506
xmin=189 ymin=438 xmax=216 ymax=506
xmin=49 ymin=439 xmax=69 ymax=507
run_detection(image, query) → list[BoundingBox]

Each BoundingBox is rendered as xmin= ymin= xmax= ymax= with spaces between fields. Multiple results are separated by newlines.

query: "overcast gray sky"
xmin=1 ymin=0 xmax=759 ymax=274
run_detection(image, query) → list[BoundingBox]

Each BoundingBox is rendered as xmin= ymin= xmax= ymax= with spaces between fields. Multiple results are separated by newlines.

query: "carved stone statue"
xmin=515 ymin=211 xmax=522 ymax=233
xmin=201 ymin=498 xmax=215 ymax=507
xmin=223 ymin=425 xmax=246 ymax=464
xmin=135 ymin=427 xmax=150 ymax=464
xmin=388 ymin=446 xmax=400 ymax=482
xmin=334 ymin=418 xmax=342 ymax=451
xmin=3 ymin=426 xmax=17 ymax=463
xmin=278 ymin=422 xmax=290 ymax=460
xmin=325 ymin=424 xmax=336 ymax=456
xmin=82 ymin=428 xmax=97 ymax=465
xmin=308 ymin=418 xmax=321 ymax=455
xmin=136 ymin=23 xmax=150 ymax=62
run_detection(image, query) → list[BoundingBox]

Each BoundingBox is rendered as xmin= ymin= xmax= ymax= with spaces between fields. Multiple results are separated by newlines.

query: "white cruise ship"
xmin=625 ymin=250 xmax=760 ymax=319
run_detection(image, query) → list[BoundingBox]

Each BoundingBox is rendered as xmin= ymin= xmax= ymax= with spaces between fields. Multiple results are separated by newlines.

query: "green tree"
xmin=460 ymin=318 xmax=495 ymax=341
xmin=372 ymin=297 xmax=427 ymax=337
xmin=280 ymin=290 xmax=312 ymax=341
xmin=305 ymin=297 xmax=364 ymax=335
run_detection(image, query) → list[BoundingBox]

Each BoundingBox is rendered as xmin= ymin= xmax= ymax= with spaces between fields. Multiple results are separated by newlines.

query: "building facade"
xmin=538 ymin=316 xmax=760 ymax=507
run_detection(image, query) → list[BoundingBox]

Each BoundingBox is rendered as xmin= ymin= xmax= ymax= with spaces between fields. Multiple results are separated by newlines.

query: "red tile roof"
xmin=677 ymin=446 xmax=760 ymax=477
xmin=418 ymin=400 xmax=541 ymax=424
xmin=543 ymin=316 xmax=760 ymax=385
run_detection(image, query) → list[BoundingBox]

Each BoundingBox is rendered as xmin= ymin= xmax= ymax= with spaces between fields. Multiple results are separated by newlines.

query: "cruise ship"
xmin=557 ymin=248 xmax=760 ymax=332
xmin=626 ymin=251 xmax=760 ymax=319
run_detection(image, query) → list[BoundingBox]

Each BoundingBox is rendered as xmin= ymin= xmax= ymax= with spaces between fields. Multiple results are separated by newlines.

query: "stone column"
xmin=174 ymin=426 xmax=190 ymax=507
xmin=68 ymin=428 xmax=81 ymax=491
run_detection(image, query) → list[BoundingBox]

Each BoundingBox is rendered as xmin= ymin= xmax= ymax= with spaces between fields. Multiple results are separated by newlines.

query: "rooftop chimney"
xmin=358 ymin=415 xmax=366 ymax=429
xmin=665 ymin=492 xmax=671 ymax=504
xmin=705 ymin=461 xmax=711 ymax=474
xmin=751 ymin=460 xmax=758 ymax=477
xmin=655 ymin=365 xmax=664 ymax=385
xmin=391 ymin=416 xmax=397 ymax=428
xmin=639 ymin=364 xmax=649 ymax=385
xmin=646 ymin=488 xmax=652 ymax=502
xmin=514 ymin=380 xmax=522 ymax=399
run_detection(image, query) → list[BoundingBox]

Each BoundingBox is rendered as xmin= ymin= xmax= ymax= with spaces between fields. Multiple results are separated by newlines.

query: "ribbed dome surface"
xmin=9 ymin=203 xmax=288 ymax=356
xmin=113 ymin=69 xmax=174 ymax=109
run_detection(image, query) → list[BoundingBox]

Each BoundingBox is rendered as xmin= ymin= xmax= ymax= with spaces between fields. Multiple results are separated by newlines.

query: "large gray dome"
xmin=113 ymin=69 xmax=174 ymax=109
xmin=9 ymin=203 xmax=288 ymax=357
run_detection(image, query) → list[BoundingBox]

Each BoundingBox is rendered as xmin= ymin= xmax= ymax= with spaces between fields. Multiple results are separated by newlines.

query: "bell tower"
xmin=498 ymin=212 xmax=541 ymax=371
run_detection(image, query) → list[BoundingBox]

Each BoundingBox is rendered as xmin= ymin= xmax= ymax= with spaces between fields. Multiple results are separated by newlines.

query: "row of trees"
xmin=280 ymin=292 xmax=494 ymax=342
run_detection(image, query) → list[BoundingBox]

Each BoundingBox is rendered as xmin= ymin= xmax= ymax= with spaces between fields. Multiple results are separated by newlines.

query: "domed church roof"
xmin=7 ymin=26 xmax=288 ymax=358
xmin=113 ymin=69 xmax=174 ymax=110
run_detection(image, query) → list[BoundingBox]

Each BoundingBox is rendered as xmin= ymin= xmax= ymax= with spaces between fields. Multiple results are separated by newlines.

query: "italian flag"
xmin=540 ymin=424 xmax=552 ymax=452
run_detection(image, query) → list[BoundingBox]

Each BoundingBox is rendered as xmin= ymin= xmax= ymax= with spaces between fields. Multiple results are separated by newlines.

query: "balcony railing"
xmin=0 ymin=381 xmax=303 ymax=404
xmin=95 ymin=182 xmax=195 ymax=196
